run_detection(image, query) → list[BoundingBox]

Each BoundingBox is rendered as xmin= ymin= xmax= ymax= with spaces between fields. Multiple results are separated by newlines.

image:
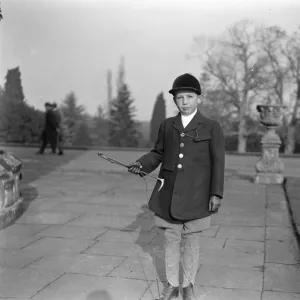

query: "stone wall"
xmin=0 ymin=150 xmax=23 ymax=230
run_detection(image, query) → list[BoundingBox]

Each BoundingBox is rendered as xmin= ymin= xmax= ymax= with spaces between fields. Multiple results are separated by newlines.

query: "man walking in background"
xmin=52 ymin=102 xmax=64 ymax=155
xmin=35 ymin=102 xmax=58 ymax=155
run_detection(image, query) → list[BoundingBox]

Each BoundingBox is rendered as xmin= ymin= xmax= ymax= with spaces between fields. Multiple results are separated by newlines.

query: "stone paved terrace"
xmin=0 ymin=147 xmax=299 ymax=300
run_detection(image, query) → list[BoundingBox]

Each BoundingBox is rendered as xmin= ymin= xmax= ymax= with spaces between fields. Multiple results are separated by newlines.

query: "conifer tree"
xmin=0 ymin=67 xmax=27 ymax=141
xmin=108 ymin=57 xmax=140 ymax=147
xmin=108 ymin=83 xmax=139 ymax=147
xmin=60 ymin=91 xmax=86 ymax=145
xmin=150 ymin=92 xmax=166 ymax=144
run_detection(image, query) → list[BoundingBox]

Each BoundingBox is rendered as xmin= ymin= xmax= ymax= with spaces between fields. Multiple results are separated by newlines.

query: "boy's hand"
xmin=128 ymin=161 xmax=143 ymax=175
xmin=209 ymin=195 xmax=221 ymax=213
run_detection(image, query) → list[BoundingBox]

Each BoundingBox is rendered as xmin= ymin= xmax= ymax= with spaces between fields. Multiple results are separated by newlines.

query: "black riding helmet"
xmin=169 ymin=73 xmax=201 ymax=96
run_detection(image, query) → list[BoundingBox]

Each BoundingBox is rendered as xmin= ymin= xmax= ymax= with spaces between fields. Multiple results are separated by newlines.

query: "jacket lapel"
xmin=172 ymin=113 xmax=184 ymax=133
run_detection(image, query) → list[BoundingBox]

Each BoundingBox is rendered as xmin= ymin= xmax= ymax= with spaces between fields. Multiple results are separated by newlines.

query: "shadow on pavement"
xmin=86 ymin=290 xmax=112 ymax=300
xmin=20 ymin=184 xmax=39 ymax=212
xmin=122 ymin=203 xmax=167 ymax=289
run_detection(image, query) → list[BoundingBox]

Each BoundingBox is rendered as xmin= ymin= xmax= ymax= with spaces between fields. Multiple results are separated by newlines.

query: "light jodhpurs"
xmin=154 ymin=215 xmax=211 ymax=288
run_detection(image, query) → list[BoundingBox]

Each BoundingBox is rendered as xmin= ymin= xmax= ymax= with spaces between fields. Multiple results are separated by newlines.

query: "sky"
xmin=0 ymin=0 xmax=300 ymax=121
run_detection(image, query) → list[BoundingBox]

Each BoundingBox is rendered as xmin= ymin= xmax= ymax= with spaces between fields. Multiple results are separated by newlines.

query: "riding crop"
xmin=97 ymin=153 xmax=164 ymax=191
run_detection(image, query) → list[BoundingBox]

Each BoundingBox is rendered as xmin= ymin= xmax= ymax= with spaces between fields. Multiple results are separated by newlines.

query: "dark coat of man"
xmin=43 ymin=109 xmax=58 ymax=150
xmin=52 ymin=107 xmax=64 ymax=154
xmin=45 ymin=110 xmax=58 ymax=135
xmin=37 ymin=103 xmax=59 ymax=154
xmin=52 ymin=108 xmax=62 ymax=140
xmin=137 ymin=110 xmax=225 ymax=223
xmin=52 ymin=108 xmax=62 ymax=128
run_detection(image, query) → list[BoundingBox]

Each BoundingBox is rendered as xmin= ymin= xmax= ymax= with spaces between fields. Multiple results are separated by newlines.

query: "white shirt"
xmin=181 ymin=109 xmax=197 ymax=128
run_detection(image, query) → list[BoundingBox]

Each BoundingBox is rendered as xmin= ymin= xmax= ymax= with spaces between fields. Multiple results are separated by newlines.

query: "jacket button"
xmin=180 ymin=133 xmax=185 ymax=137
xmin=179 ymin=153 xmax=183 ymax=158
xmin=177 ymin=164 xmax=182 ymax=169
xmin=180 ymin=143 xmax=184 ymax=147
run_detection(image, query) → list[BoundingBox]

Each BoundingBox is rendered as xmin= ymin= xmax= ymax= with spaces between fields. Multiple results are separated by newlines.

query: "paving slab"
xmin=66 ymin=214 xmax=154 ymax=231
xmin=265 ymin=239 xmax=300 ymax=264
xmin=225 ymin=178 xmax=262 ymax=189
xmin=30 ymin=274 xmax=149 ymax=300
xmin=96 ymin=228 xmax=157 ymax=245
xmin=144 ymin=225 xmax=220 ymax=239
xmin=51 ymin=202 xmax=148 ymax=217
xmin=223 ymin=239 xmax=265 ymax=254
xmin=0 ymin=223 xmax=49 ymax=236
xmin=26 ymin=253 xmax=125 ymax=276
xmin=142 ymin=282 xmax=262 ymax=300
xmin=195 ymin=264 xmax=263 ymax=290
xmin=216 ymin=225 xmax=265 ymax=241
xmin=21 ymin=237 xmax=95 ymax=256
xmin=218 ymin=205 xmax=265 ymax=215
xmin=0 ymin=248 xmax=44 ymax=269
xmin=0 ymin=267 xmax=63 ymax=298
xmin=24 ymin=199 xmax=62 ymax=214
xmin=197 ymin=248 xmax=264 ymax=267
xmin=0 ymin=297 xmax=29 ymax=300
xmin=15 ymin=211 xmax=83 ymax=225
xmin=35 ymin=225 xmax=107 ymax=240
xmin=211 ymin=213 xmax=265 ymax=226
xmin=151 ymin=235 xmax=226 ymax=250
xmin=196 ymin=225 xmax=220 ymax=237
xmin=262 ymin=291 xmax=300 ymax=300
xmin=82 ymin=194 xmax=149 ymax=207
xmin=108 ymin=255 xmax=165 ymax=281
xmin=83 ymin=240 xmax=150 ymax=258
xmin=266 ymin=203 xmax=292 ymax=227
xmin=266 ymin=193 xmax=287 ymax=203
xmin=224 ymin=184 xmax=265 ymax=194
xmin=196 ymin=237 xmax=226 ymax=250
xmin=264 ymin=263 xmax=300 ymax=293
xmin=0 ymin=233 xmax=42 ymax=249
xmin=224 ymin=191 xmax=265 ymax=200
xmin=266 ymin=226 xmax=296 ymax=241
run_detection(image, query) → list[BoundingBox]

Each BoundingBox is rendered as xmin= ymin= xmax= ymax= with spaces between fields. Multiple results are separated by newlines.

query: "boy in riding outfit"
xmin=128 ymin=73 xmax=225 ymax=300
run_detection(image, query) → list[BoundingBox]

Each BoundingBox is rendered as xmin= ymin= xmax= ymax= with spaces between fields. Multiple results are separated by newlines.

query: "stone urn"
xmin=254 ymin=104 xmax=286 ymax=184
xmin=0 ymin=150 xmax=23 ymax=229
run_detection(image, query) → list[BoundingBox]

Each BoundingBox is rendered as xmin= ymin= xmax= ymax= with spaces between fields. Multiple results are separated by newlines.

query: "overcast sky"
xmin=1 ymin=0 xmax=299 ymax=121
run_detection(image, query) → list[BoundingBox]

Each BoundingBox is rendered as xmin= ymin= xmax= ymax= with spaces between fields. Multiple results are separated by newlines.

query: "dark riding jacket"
xmin=137 ymin=110 xmax=225 ymax=223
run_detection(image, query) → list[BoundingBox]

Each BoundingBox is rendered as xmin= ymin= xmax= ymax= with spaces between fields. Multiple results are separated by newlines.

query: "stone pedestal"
xmin=0 ymin=150 xmax=23 ymax=230
xmin=254 ymin=105 xmax=285 ymax=185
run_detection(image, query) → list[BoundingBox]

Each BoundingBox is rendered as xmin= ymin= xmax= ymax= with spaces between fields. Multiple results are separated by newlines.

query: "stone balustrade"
xmin=0 ymin=150 xmax=23 ymax=230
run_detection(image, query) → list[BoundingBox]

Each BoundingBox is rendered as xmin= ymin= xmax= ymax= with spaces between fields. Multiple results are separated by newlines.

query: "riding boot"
xmin=155 ymin=282 xmax=179 ymax=300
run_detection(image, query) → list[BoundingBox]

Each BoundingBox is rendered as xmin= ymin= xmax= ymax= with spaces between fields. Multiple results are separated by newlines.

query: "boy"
xmin=128 ymin=73 xmax=225 ymax=300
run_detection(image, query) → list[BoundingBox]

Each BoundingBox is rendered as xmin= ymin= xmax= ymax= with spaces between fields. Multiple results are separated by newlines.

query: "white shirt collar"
xmin=181 ymin=109 xmax=197 ymax=128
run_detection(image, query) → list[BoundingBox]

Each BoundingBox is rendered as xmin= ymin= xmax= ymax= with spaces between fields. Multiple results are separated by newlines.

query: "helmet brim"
xmin=169 ymin=87 xmax=201 ymax=96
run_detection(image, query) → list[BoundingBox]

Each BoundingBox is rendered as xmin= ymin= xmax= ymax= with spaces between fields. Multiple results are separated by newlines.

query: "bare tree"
xmin=192 ymin=20 xmax=269 ymax=152
xmin=258 ymin=26 xmax=292 ymax=152
xmin=282 ymin=28 xmax=300 ymax=154
xmin=198 ymin=72 xmax=238 ymax=132
xmin=258 ymin=26 xmax=289 ymax=104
